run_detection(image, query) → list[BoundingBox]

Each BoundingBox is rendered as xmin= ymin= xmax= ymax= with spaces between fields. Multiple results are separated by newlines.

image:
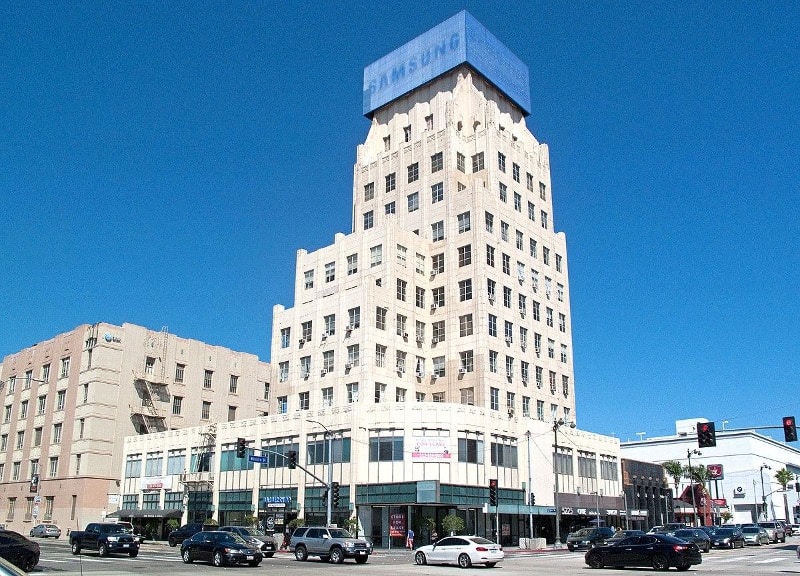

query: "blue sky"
xmin=2 ymin=1 xmax=798 ymax=442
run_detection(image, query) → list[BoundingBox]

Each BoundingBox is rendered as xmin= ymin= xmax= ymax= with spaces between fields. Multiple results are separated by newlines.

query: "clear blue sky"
xmin=2 ymin=1 xmax=798 ymax=442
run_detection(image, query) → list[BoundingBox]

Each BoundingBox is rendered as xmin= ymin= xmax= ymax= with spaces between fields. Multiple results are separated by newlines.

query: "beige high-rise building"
xmin=0 ymin=322 xmax=269 ymax=533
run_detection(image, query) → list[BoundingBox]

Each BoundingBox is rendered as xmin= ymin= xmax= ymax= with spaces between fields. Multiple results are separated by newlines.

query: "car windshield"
xmin=327 ymin=529 xmax=353 ymax=539
xmin=714 ymin=528 xmax=734 ymax=535
xmin=741 ymin=527 xmax=759 ymax=533
xmin=103 ymin=525 xmax=127 ymax=534
xmin=572 ymin=528 xmax=594 ymax=537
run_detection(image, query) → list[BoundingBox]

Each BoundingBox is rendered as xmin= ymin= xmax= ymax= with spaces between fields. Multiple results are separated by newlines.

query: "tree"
xmin=441 ymin=513 xmax=465 ymax=536
xmin=662 ymin=460 xmax=685 ymax=491
xmin=685 ymin=464 xmax=710 ymax=484
xmin=776 ymin=468 xmax=795 ymax=523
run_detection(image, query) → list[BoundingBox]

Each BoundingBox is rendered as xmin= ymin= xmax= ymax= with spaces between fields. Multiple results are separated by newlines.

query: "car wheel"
xmin=264 ymin=553 xmax=274 ymax=558
xmin=182 ymin=549 xmax=193 ymax=563
xmin=586 ymin=552 xmax=604 ymax=569
xmin=330 ymin=547 xmax=344 ymax=564
xmin=213 ymin=551 xmax=225 ymax=567
xmin=248 ymin=560 xmax=261 ymax=567
xmin=458 ymin=553 xmax=472 ymax=568
xmin=169 ymin=537 xmax=177 ymax=547
xmin=567 ymin=545 xmax=575 ymax=552
xmin=415 ymin=551 xmax=427 ymax=565
xmin=677 ymin=564 xmax=690 ymax=572
xmin=129 ymin=549 xmax=138 ymax=558
xmin=485 ymin=562 xmax=497 ymax=568
xmin=98 ymin=543 xmax=109 ymax=557
xmin=71 ymin=542 xmax=81 ymax=555
xmin=651 ymin=554 xmax=669 ymax=571
xmin=30 ymin=531 xmax=34 ymax=537
xmin=354 ymin=556 xmax=368 ymax=564
xmin=294 ymin=545 xmax=308 ymax=561
xmin=21 ymin=554 xmax=37 ymax=572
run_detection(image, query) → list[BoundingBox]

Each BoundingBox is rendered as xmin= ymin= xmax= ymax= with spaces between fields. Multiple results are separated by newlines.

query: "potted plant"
xmin=202 ymin=517 xmax=219 ymax=531
xmin=442 ymin=513 xmax=465 ymax=536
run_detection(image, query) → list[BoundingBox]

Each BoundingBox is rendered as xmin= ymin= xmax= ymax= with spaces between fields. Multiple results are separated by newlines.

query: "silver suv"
xmin=289 ymin=526 xmax=372 ymax=564
xmin=758 ymin=521 xmax=786 ymax=543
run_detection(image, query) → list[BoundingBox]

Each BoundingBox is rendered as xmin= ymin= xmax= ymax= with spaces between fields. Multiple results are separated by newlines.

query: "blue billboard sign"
xmin=362 ymin=11 xmax=530 ymax=117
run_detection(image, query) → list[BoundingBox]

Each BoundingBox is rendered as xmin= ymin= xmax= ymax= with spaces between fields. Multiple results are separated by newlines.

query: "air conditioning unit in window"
xmin=320 ymin=369 xmax=328 ymax=376
xmin=415 ymin=370 xmax=424 ymax=378
xmin=522 ymin=376 xmax=529 ymax=384
xmin=402 ymin=332 xmax=408 ymax=339
xmin=506 ymin=371 xmax=513 ymax=379
xmin=508 ymin=408 xmax=515 ymax=418
xmin=321 ymin=332 xmax=328 ymax=340
xmin=416 ymin=335 xmax=424 ymax=343
xmin=299 ymin=338 xmax=306 ymax=345
xmin=345 ymin=362 xmax=353 ymax=370
xmin=505 ymin=336 xmax=513 ymax=345
xmin=488 ymin=294 xmax=496 ymax=304
xmin=431 ymin=269 xmax=437 ymax=276
xmin=432 ymin=337 xmax=439 ymax=345
xmin=458 ymin=367 xmax=467 ymax=374
xmin=302 ymin=370 xmax=310 ymax=379
xmin=431 ymin=303 xmax=438 ymax=311
xmin=535 ymin=347 xmax=541 ymax=357
xmin=431 ymin=373 xmax=438 ymax=380
xmin=345 ymin=325 xmax=353 ymax=332
xmin=396 ymin=366 xmax=405 ymax=373
xmin=519 ymin=308 xmax=526 ymax=317
xmin=520 ymin=343 xmax=527 ymax=351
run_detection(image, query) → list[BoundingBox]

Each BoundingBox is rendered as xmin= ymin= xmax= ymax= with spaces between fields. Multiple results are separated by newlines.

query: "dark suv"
xmin=0 ymin=530 xmax=40 ymax=572
xmin=168 ymin=523 xmax=203 ymax=547
xmin=290 ymin=526 xmax=372 ymax=564
xmin=566 ymin=527 xmax=615 ymax=551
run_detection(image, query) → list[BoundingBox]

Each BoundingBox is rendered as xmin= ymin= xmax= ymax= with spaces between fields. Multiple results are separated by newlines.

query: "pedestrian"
xmin=406 ymin=528 xmax=415 ymax=549
xmin=280 ymin=530 xmax=290 ymax=551
xmin=431 ymin=529 xmax=438 ymax=543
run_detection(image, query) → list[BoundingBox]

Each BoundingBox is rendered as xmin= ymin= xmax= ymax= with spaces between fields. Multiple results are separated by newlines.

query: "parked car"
xmin=168 ymin=523 xmax=203 ymax=547
xmin=566 ymin=527 xmax=615 ymax=551
xmin=778 ymin=520 xmax=792 ymax=536
xmin=741 ymin=526 xmax=770 ymax=546
xmin=69 ymin=523 xmax=139 ymax=557
xmin=219 ymin=526 xmax=276 ymax=557
xmin=605 ymin=529 xmax=645 ymax=545
xmin=289 ymin=526 xmax=372 ymax=564
xmin=180 ymin=531 xmax=262 ymax=567
xmin=0 ymin=531 xmax=40 ymax=572
xmin=584 ymin=533 xmax=702 ymax=571
xmin=673 ymin=528 xmax=711 ymax=553
xmin=29 ymin=524 xmax=61 ymax=539
xmin=709 ymin=527 xmax=745 ymax=549
xmin=759 ymin=521 xmax=786 ymax=543
xmin=0 ymin=557 xmax=27 ymax=576
xmin=113 ymin=522 xmax=144 ymax=544
xmin=413 ymin=535 xmax=503 ymax=568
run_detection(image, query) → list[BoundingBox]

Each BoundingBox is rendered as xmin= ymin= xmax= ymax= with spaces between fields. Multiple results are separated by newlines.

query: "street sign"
xmin=248 ymin=455 xmax=269 ymax=464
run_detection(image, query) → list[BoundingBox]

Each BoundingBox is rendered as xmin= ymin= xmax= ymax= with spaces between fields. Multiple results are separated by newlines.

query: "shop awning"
xmin=106 ymin=508 xmax=182 ymax=519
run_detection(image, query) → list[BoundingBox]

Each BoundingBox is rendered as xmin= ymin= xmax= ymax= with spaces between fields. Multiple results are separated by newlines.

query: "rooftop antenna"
xmin=636 ymin=432 xmax=646 ymax=441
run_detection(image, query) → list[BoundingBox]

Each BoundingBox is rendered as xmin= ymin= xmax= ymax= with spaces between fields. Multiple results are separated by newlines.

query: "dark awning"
xmin=106 ymin=508 xmax=182 ymax=519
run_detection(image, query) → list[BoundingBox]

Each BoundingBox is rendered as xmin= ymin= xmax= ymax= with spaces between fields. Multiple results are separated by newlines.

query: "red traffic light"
xmin=783 ymin=416 xmax=797 ymax=442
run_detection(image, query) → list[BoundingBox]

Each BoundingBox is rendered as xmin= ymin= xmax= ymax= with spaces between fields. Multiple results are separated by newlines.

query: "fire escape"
xmin=131 ymin=326 xmax=170 ymax=434
xmin=180 ymin=423 xmax=217 ymax=516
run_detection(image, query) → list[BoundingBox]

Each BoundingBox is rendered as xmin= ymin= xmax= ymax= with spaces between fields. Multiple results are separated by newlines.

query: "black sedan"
xmin=672 ymin=529 xmax=711 ymax=553
xmin=180 ymin=530 xmax=262 ymax=567
xmin=0 ymin=530 xmax=40 ymax=572
xmin=709 ymin=527 xmax=745 ymax=549
xmin=585 ymin=533 xmax=702 ymax=571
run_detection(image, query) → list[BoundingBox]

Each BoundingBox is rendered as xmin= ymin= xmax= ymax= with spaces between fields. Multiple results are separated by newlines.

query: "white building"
xmin=117 ymin=12 xmax=624 ymax=546
xmin=621 ymin=418 xmax=800 ymax=524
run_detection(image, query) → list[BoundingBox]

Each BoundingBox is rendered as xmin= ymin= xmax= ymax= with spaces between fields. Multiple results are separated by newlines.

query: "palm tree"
xmin=662 ymin=460 xmax=685 ymax=492
xmin=776 ymin=468 xmax=795 ymax=523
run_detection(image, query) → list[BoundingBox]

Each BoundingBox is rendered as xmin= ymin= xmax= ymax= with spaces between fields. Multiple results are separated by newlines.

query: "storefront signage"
xmin=411 ymin=438 xmax=452 ymax=461
xmin=389 ymin=513 xmax=406 ymax=537
xmin=140 ymin=476 xmax=173 ymax=491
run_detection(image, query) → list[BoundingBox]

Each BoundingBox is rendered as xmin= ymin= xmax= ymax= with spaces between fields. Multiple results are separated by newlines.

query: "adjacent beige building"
xmin=0 ymin=322 xmax=269 ymax=533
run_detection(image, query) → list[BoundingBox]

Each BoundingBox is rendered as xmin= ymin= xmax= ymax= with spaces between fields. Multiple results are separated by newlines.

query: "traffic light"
xmin=331 ymin=482 xmax=340 ymax=507
xmin=489 ymin=478 xmax=498 ymax=506
xmin=529 ymin=493 xmax=535 ymax=506
xmin=236 ymin=437 xmax=247 ymax=458
xmin=697 ymin=421 xmax=716 ymax=448
xmin=287 ymin=450 xmax=297 ymax=469
xmin=321 ymin=488 xmax=328 ymax=505
xmin=783 ymin=416 xmax=797 ymax=442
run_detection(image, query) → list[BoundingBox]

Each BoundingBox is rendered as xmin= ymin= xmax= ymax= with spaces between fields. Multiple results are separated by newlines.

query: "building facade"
xmin=118 ymin=12 xmax=624 ymax=547
xmin=621 ymin=418 xmax=800 ymax=525
xmin=0 ymin=322 xmax=270 ymax=535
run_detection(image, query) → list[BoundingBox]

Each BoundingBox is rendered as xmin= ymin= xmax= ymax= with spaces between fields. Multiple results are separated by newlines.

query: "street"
xmin=27 ymin=537 xmax=800 ymax=576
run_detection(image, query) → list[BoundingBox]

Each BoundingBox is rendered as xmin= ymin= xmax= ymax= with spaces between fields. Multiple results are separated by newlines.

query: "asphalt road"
xmin=28 ymin=537 xmax=800 ymax=576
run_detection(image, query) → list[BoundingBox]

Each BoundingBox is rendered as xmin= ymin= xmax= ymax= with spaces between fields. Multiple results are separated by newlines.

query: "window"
xmin=559 ymin=312 xmax=567 ymax=332
xmin=500 ymin=221 xmax=509 ymax=242
xmin=432 ymin=321 xmax=445 ymax=343
xmin=432 ymin=286 xmax=445 ymax=308
xmin=504 ymin=321 xmax=514 ymax=341
xmin=396 ymin=278 xmax=407 ymax=301
xmin=425 ymin=114 xmax=434 ymax=130
xmin=512 ymin=162 xmax=520 ymax=182
xmin=431 ymin=221 xmax=444 ymax=242
xmin=384 ymin=201 xmax=395 ymax=214
xmin=530 ymin=238 xmax=538 ymax=258
xmin=3 ymin=405 xmax=10 ymax=423
xmin=415 ymin=253 xmax=425 ymax=274
xmin=52 ymin=423 xmax=62 ymax=444
xmin=516 ymin=230 xmax=524 ymax=250
xmin=457 ymin=211 xmax=471 ymax=233
xmin=497 ymin=151 xmax=506 ymax=172
xmin=415 ymin=286 xmax=425 ymax=308
xmin=60 ymin=357 xmax=70 ymax=378
xmin=499 ymin=182 xmax=507 ymax=203
xmin=324 ymin=262 xmax=335 ymax=282
xmin=459 ymin=314 xmax=473 ymax=337
xmin=321 ymin=387 xmax=333 ymax=408
xmin=486 ymin=244 xmax=495 ymax=267
xmin=280 ymin=328 xmax=291 ymax=348
xmin=488 ymin=314 xmax=497 ymax=337
xmin=527 ymin=172 xmax=534 ymax=191
xmin=34 ymin=427 xmax=42 ymax=447
xmin=431 ymin=152 xmax=443 ymax=172
xmin=20 ymin=400 xmax=28 ymax=419
xmin=459 ymin=278 xmax=473 ymax=301
xmin=541 ymin=210 xmax=549 ymax=229
xmin=543 ymin=246 xmax=550 ymax=266
xmin=502 ymin=253 xmax=511 ymax=275
xmin=396 ymin=387 xmax=406 ymax=402
xmin=298 ymin=392 xmax=309 ymax=411
xmin=536 ymin=365 xmax=544 ymax=388
xmin=458 ymin=435 xmax=484 ymax=463
xmin=432 ymin=253 xmax=445 ymax=274
xmin=0 ymin=435 xmax=6 ymax=451
xmin=457 ymin=152 xmax=465 ymax=172
xmin=458 ymin=244 xmax=472 ymax=267
xmin=229 ymin=375 xmax=238 ymax=394
xmin=546 ymin=307 xmax=554 ymax=327
xmin=36 ymin=395 xmax=46 ymax=414
xmin=556 ymin=253 xmax=563 ymax=272
xmin=347 ymin=383 xmax=359 ymax=403
xmin=172 ymin=395 xmax=182 ymax=415
xmin=385 ymin=172 xmax=396 ymax=192
xmin=431 ymin=182 xmax=443 ymax=203
xmin=514 ymin=192 xmax=522 ymax=212
xmin=459 ymin=350 xmax=474 ymax=372
xmin=369 ymin=434 xmax=404 ymax=461
xmin=348 ymin=306 xmax=361 ymax=329
xmin=201 ymin=401 xmax=211 ymax=419
xmin=322 ymin=350 xmax=335 ymax=372
xmin=279 ymin=362 xmax=289 ymax=382
xmin=300 ymin=356 xmax=311 ymax=377
xmin=374 ymin=382 xmax=387 ymax=403
xmin=363 ymin=210 xmax=374 ymax=230
xmin=561 ymin=344 xmax=568 ymax=363
xmin=485 ymin=211 xmax=494 ymax=233
xmin=407 ymin=162 xmax=419 ymax=183
xmin=263 ymin=382 xmax=270 ymax=401
xmin=433 ymin=356 xmax=445 ymax=376
xmin=144 ymin=357 xmax=155 ymax=375
xmin=539 ymin=181 xmax=547 ymax=200
xmin=41 ymin=363 xmax=50 ymax=382
xmin=490 ymin=387 xmax=499 ymax=410
xmin=48 ymin=457 xmax=58 ymax=478
xmin=491 ymin=441 xmax=518 ymax=468
xmin=521 ymin=361 xmax=530 ymax=383
xmin=364 ymin=182 xmax=375 ymax=201
xmin=487 ymin=278 xmax=496 ymax=302
xmin=506 ymin=391 xmax=515 ymax=413
xmin=528 ymin=201 xmax=536 ymax=222
xmin=6 ymin=376 xmax=14 ymax=393
xmin=396 ymin=314 xmax=408 ymax=337
xmin=407 ymin=192 xmax=419 ymax=212
xmin=301 ymin=320 xmax=313 ymax=341
xmin=471 ymin=152 xmax=484 ymax=172
xmin=403 ymin=125 xmax=411 ymax=141
xmin=376 ymin=307 xmax=387 ymax=330
xmin=505 ymin=357 xmax=515 ymax=379
xmin=347 ymin=253 xmax=358 ymax=275
xmin=370 ymin=244 xmax=383 ymax=267
xmin=346 ymin=344 xmax=360 ymax=367
xmin=277 ymin=396 xmax=287 ymax=414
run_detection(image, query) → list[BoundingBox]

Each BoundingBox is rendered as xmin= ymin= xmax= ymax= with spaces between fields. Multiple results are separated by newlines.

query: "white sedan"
xmin=414 ymin=536 xmax=503 ymax=568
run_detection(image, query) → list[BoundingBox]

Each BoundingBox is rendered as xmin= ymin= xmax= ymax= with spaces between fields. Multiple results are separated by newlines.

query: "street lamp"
xmin=687 ymin=449 xmax=701 ymax=527
xmin=594 ymin=489 xmax=603 ymax=527
xmin=308 ymin=420 xmax=334 ymax=526
xmin=525 ymin=431 xmax=534 ymax=541
xmin=760 ymin=464 xmax=772 ymax=521
xmin=553 ymin=418 xmax=575 ymax=547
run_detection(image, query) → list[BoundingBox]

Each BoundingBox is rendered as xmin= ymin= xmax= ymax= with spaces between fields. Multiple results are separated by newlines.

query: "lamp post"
xmin=595 ymin=489 xmax=603 ymax=527
xmin=308 ymin=420 xmax=334 ymax=526
xmin=525 ymin=431 xmax=534 ymax=540
xmin=687 ymin=449 xmax=701 ymax=527
xmin=760 ymin=464 xmax=772 ymax=521
xmin=552 ymin=418 xmax=574 ymax=547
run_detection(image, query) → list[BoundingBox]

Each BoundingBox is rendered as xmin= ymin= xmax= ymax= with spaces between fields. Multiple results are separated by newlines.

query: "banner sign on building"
xmin=706 ymin=464 xmax=724 ymax=479
xmin=139 ymin=476 xmax=173 ymax=491
xmin=411 ymin=438 xmax=452 ymax=461
xmin=389 ymin=513 xmax=406 ymax=537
